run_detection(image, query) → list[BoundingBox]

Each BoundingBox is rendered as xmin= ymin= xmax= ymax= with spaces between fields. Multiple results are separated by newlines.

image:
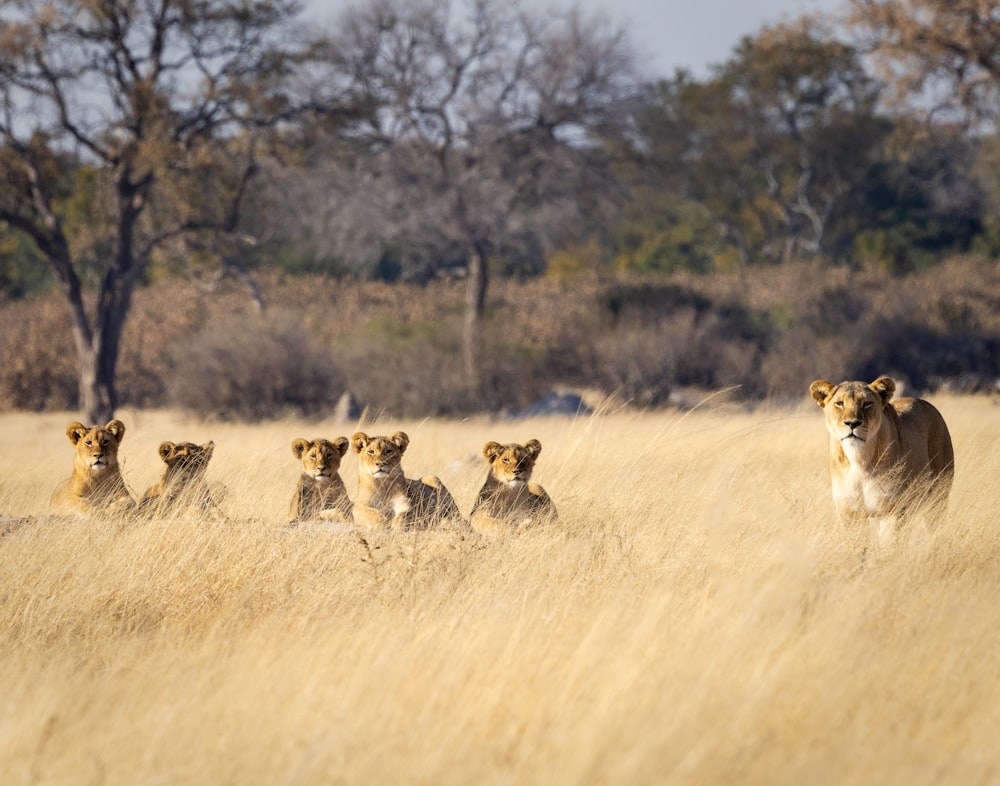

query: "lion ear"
xmin=869 ymin=376 xmax=895 ymax=404
xmin=351 ymin=432 xmax=370 ymax=453
xmin=105 ymin=419 xmax=126 ymax=442
xmin=483 ymin=441 xmax=503 ymax=462
xmin=390 ymin=431 xmax=410 ymax=453
xmin=158 ymin=442 xmax=176 ymax=461
xmin=333 ymin=437 xmax=350 ymax=457
xmin=524 ymin=439 xmax=542 ymax=458
xmin=809 ymin=380 xmax=835 ymax=407
xmin=201 ymin=441 xmax=215 ymax=459
xmin=291 ymin=438 xmax=310 ymax=458
xmin=66 ymin=422 xmax=88 ymax=444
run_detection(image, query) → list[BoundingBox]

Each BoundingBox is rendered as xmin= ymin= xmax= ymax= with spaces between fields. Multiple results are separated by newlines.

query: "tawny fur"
xmin=351 ymin=431 xmax=460 ymax=530
xmin=810 ymin=375 xmax=954 ymax=536
xmin=141 ymin=440 xmax=218 ymax=516
xmin=469 ymin=439 xmax=556 ymax=534
xmin=289 ymin=437 xmax=353 ymax=523
xmin=50 ymin=420 xmax=136 ymax=518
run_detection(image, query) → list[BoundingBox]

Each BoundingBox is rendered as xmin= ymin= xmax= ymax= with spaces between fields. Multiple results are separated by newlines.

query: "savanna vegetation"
xmin=1 ymin=396 xmax=997 ymax=784
xmin=2 ymin=257 xmax=998 ymax=419
xmin=3 ymin=0 xmax=1000 ymax=421
xmin=3 ymin=3 xmax=998 ymax=782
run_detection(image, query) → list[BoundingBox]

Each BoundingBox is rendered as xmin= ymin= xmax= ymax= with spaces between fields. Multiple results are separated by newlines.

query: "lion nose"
xmin=844 ymin=418 xmax=862 ymax=429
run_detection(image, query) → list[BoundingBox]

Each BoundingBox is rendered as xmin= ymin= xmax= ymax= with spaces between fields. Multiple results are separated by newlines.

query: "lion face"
xmin=483 ymin=439 xmax=541 ymax=487
xmin=158 ymin=440 xmax=214 ymax=483
xmin=67 ymin=420 xmax=126 ymax=474
xmin=292 ymin=437 xmax=349 ymax=482
xmin=352 ymin=431 xmax=409 ymax=479
xmin=810 ymin=376 xmax=895 ymax=453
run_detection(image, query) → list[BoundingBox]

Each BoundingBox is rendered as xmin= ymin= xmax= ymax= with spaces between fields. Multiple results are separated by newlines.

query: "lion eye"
xmin=862 ymin=401 xmax=873 ymax=410
xmin=834 ymin=401 xmax=843 ymax=409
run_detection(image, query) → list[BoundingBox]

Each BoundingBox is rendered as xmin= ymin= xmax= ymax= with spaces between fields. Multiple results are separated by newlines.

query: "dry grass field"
xmin=1 ymin=392 xmax=999 ymax=785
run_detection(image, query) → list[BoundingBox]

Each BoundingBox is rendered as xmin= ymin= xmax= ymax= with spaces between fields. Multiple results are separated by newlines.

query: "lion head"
xmin=809 ymin=376 xmax=894 ymax=454
xmin=351 ymin=431 xmax=409 ymax=479
xmin=67 ymin=419 xmax=127 ymax=475
xmin=292 ymin=437 xmax=349 ymax=482
xmin=157 ymin=440 xmax=215 ymax=485
xmin=482 ymin=439 xmax=542 ymax=487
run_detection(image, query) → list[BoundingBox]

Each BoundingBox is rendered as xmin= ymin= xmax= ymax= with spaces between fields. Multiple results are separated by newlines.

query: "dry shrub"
xmin=168 ymin=313 xmax=346 ymax=421
xmin=0 ymin=297 xmax=77 ymax=410
xmin=588 ymin=281 xmax=773 ymax=402
xmin=334 ymin=318 xmax=472 ymax=417
xmin=3 ymin=258 xmax=1000 ymax=417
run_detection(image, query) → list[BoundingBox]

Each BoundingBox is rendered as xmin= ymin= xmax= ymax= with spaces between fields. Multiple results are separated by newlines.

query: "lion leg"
xmin=470 ymin=509 xmax=509 ymax=536
xmin=353 ymin=504 xmax=388 ymax=529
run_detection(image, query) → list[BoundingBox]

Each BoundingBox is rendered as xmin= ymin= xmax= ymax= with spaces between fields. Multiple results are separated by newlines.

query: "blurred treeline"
xmin=3 ymin=14 xmax=995 ymax=290
xmin=3 ymin=1 xmax=1000 ymax=418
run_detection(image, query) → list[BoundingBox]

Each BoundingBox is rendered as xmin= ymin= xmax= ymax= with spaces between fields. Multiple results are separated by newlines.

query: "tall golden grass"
xmin=1 ymin=394 xmax=998 ymax=785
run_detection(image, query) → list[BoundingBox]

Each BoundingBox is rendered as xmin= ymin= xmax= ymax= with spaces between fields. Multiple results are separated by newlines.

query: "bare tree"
xmin=0 ymin=0 xmax=324 ymax=422
xmin=316 ymin=0 xmax=639 ymax=390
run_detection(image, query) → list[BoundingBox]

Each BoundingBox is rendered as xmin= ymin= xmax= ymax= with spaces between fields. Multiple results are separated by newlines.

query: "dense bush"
xmin=168 ymin=314 xmax=347 ymax=421
xmin=1 ymin=257 xmax=999 ymax=419
xmin=0 ymin=297 xmax=77 ymax=410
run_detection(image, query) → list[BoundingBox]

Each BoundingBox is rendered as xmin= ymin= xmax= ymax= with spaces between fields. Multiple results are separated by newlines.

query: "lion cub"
xmin=289 ymin=437 xmax=353 ymax=523
xmin=470 ymin=439 xmax=557 ymax=533
xmin=351 ymin=431 xmax=461 ymax=529
xmin=51 ymin=420 xmax=136 ymax=518
xmin=141 ymin=440 xmax=218 ymax=516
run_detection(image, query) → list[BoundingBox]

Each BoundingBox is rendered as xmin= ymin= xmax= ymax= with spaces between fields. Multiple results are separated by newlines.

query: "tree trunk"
xmin=72 ymin=206 xmax=139 ymax=424
xmin=463 ymin=246 xmax=489 ymax=392
xmin=71 ymin=274 xmax=134 ymax=424
xmin=77 ymin=347 xmax=113 ymax=425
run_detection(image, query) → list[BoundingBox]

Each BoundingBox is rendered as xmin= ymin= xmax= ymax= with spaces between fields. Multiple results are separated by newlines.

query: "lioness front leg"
xmin=353 ymin=504 xmax=387 ymax=529
xmin=388 ymin=494 xmax=412 ymax=530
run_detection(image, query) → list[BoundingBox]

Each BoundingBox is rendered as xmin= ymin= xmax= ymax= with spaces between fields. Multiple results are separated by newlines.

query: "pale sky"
xmin=581 ymin=0 xmax=846 ymax=77
xmin=305 ymin=0 xmax=847 ymax=79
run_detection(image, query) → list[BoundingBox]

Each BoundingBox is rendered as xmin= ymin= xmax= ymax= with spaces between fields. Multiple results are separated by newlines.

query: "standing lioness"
xmin=51 ymin=420 xmax=136 ymax=518
xmin=809 ymin=375 xmax=954 ymax=539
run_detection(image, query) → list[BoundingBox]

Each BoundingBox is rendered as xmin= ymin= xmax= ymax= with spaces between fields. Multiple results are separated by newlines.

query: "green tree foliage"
xmin=847 ymin=0 xmax=1000 ymax=262
xmin=614 ymin=21 xmax=889 ymax=272
xmin=605 ymin=17 xmax=989 ymax=274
